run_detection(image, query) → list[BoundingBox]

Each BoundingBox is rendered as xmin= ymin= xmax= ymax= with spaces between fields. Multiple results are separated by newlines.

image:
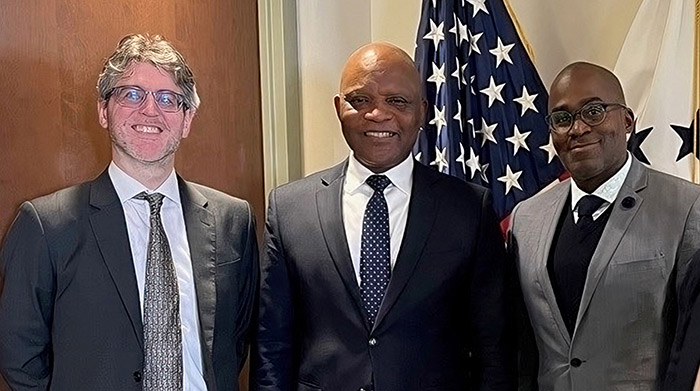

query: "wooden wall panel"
xmin=0 ymin=1 xmax=263 ymax=390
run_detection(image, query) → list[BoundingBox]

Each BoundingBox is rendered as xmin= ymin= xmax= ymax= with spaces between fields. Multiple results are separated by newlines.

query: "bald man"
xmin=509 ymin=62 xmax=700 ymax=390
xmin=253 ymin=42 xmax=515 ymax=391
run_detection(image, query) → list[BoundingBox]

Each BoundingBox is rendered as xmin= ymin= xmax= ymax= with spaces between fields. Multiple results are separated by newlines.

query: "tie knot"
xmin=134 ymin=191 xmax=165 ymax=213
xmin=577 ymin=195 xmax=605 ymax=218
xmin=365 ymin=175 xmax=391 ymax=192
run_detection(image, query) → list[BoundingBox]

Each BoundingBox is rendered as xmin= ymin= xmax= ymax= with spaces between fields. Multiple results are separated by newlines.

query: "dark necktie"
xmin=576 ymin=195 xmax=605 ymax=229
xmin=135 ymin=192 xmax=183 ymax=391
xmin=360 ymin=175 xmax=392 ymax=326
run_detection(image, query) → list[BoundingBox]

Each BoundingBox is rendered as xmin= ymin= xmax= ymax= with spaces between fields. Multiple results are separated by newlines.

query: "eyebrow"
xmin=551 ymin=96 xmax=604 ymax=112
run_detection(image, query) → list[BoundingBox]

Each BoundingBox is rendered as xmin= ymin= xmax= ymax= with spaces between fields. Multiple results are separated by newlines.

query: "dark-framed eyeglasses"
xmin=106 ymin=85 xmax=187 ymax=113
xmin=545 ymin=102 xmax=628 ymax=134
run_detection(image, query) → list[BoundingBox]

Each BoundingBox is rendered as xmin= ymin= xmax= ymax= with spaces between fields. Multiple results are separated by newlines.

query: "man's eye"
xmin=158 ymin=93 xmax=176 ymax=106
xmin=346 ymin=96 xmax=369 ymax=108
xmin=122 ymin=89 xmax=143 ymax=102
xmin=584 ymin=105 xmax=605 ymax=116
xmin=387 ymin=98 xmax=408 ymax=108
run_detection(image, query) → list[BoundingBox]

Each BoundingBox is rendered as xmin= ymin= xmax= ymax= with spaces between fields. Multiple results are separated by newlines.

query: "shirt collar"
xmin=344 ymin=153 xmax=414 ymax=195
xmin=570 ymin=152 xmax=632 ymax=210
xmin=108 ymin=161 xmax=181 ymax=206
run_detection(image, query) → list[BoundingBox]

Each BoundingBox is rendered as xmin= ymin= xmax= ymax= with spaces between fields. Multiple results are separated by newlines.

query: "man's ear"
xmin=334 ymin=94 xmax=344 ymax=121
xmin=97 ymin=100 xmax=109 ymax=129
xmin=624 ymin=108 xmax=635 ymax=134
xmin=181 ymin=108 xmax=196 ymax=139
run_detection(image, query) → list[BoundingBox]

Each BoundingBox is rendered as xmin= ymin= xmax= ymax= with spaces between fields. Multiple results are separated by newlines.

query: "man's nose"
xmin=569 ymin=115 xmax=591 ymax=136
xmin=364 ymin=103 xmax=393 ymax=122
xmin=138 ymin=93 xmax=160 ymax=116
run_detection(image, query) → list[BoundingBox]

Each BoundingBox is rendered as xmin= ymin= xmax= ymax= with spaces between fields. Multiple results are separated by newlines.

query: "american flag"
xmin=413 ymin=0 xmax=565 ymax=220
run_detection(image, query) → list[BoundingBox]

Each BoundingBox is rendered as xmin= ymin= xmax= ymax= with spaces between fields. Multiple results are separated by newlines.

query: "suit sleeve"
xmin=506 ymin=205 xmax=539 ymax=391
xmin=469 ymin=190 xmax=517 ymax=391
xmin=233 ymin=201 xmax=260 ymax=373
xmin=0 ymin=202 xmax=55 ymax=390
xmin=251 ymin=189 xmax=294 ymax=391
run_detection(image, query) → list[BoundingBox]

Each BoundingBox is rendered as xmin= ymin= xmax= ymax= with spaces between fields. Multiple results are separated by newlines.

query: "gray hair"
xmin=97 ymin=34 xmax=200 ymax=111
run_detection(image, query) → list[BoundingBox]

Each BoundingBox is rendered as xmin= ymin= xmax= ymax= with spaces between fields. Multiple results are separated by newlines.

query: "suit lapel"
xmin=179 ymin=178 xmax=217 ymax=364
xmin=576 ymin=159 xmax=646 ymax=331
xmin=373 ymin=163 xmax=438 ymax=330
xmin=533 ymin=183 xmax=572 ymax=344
xmin=316 ymin=161 xmax=370 ymax=329
xmin=89 ymin=170 xmax=144 ymax=348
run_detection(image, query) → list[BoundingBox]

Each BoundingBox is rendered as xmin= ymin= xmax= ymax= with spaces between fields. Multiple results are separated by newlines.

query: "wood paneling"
xmin=0 ymin=1 xmax=263 ymax=389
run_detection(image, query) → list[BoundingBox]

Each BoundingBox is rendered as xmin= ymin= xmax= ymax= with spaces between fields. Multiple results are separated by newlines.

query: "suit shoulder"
xmin=646 ymin=167 xmax=700 ymax=194
xmin=417 ymin=163 xmax=489 ymax=201
xmin=270 ymin=163 xmax=344 ymax=199
xmin=185 ymin=182 xmax=252 ymax=212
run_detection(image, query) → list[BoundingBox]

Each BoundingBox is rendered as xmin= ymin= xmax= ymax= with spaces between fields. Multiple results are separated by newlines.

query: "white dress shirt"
xmin=570 ymin=152 xmax=632 ymax=223
xmin=109 ymin=162 xmax=206 ymax=391
xmin=342 ymin=154 xmax=414 ymax=285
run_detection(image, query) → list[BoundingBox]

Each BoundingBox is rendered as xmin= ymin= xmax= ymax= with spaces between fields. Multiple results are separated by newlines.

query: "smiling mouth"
xmin=132 ymin=125 xmax=162 ymax=134
xmin=364 ymin=131 xmax=396 ymax=138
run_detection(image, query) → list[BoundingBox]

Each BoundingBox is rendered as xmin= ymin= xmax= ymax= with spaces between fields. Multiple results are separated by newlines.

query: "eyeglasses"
xmin=546 ymin=102 xmax=628 ymax=134
xmin=107 ymin=85 xmax=186 ymax=113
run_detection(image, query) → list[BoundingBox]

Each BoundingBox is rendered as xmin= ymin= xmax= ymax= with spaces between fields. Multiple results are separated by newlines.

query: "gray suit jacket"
xmin=509 ymin=157 xmax=700 ymax=391
xmin=0 ymin=170 xmax=259 ymax=391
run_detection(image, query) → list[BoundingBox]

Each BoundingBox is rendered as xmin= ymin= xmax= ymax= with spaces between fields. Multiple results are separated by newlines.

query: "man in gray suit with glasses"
xmin=509 ymin=61 xmax=700 ymax=391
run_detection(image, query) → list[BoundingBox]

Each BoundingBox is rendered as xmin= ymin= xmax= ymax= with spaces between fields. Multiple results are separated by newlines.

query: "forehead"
xmin=116 ymin=62 xmax=181 ymax=92
xmin=341 ymin=54 xmax=420 ymax=97
xmin=548 ymin=69 xmax=619 ymax=111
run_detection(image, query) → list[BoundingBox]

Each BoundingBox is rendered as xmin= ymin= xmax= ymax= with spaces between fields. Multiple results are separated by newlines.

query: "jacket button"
xmin=133 ymin=370 xmax=142 ymax=382
xmin=368 ymin=338 xmax=377 ymax=346
xmin=570 ymin=358 xmax=582 ymax=367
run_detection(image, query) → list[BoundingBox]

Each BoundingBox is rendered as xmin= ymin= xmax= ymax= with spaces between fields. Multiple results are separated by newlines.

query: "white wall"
xmin=295 ymin=0 xmax=643 ymax=175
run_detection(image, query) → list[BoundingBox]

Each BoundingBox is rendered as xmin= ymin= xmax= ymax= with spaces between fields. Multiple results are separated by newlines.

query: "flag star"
xmin=467 ymin=0 xmax=490 ymax=17
xmin=469 ymin=75 xmax=476 ymax=95
xmin=423 ymin=19 xmax=445 ymax=48
xmin=456 ymin=143 xmax=467 ymax=174
xmin=513 ymin=86 xmax=539 ymax=116
xmin=468 ymin=30 xmax=483 ymax=55
xmin=480 ymin=163 xmax=490 ymax=183
xmin=449 ymin=16 xmax=469 ymax=46
xmin=431 ymin=0 xmax=437 ymax=8
xmin=467 ymin=118 xmax=475 ymax=138
xmin=506 ymin=125 xmax=531 ymax=155
xmin=429 ymin=105 xmax=447 ymax=138
xmin=480 ymin=76 xmax=505 ymax=107
xmin=427 ymin=62 xmax=446 ymax=94
xmin=460 ymin=63 xmax=468 ymax=86
xmin=414 ymin=151 xmax=422 ymax=162
xmin=489 ymin=37 xmax=515 ymax=68
xmin=466 ymin=146 xmax=481 ymax=179
xmin=453 ymin=100 xmax=463 ymax=133
xmin=498 ymin=165 xmax=523 ymax=195
xmin=540 ymin=134 xmax=558 ymax=163
xmin=432 ymin=146 xmax=449 ymax=172
xmin=451 ymin=57 xmax=462 ymax=86
xmin=476 ymin=118 xmax=498 ymax=146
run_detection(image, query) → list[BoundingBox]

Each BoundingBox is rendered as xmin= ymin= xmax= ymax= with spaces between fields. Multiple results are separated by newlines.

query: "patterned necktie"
xmin=576 ymin=195 xmax=605 ymax=228
xmin=135 ymin=192 xmax=183 ymax=391
xmin=360 ymin=175 xmax=392 ymax=326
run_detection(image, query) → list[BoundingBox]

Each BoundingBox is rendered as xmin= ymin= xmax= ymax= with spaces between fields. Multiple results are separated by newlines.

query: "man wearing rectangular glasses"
xmin=509 ymin=62 xmax=700 ymax=390
xmin=0 ymin=34 xmax=258 ymax=391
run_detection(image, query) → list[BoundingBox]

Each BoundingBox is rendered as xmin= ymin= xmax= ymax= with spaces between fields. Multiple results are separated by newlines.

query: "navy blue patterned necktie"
xmin=360 ymin=175 xmax=392 ymax=326
xmin=134 ymin=192 xmax=183 ymax=391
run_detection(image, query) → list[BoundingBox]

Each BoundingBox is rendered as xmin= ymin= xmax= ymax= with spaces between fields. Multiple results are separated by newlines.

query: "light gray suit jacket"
xmin=509 ymin=157 xmax=700 ymax=391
